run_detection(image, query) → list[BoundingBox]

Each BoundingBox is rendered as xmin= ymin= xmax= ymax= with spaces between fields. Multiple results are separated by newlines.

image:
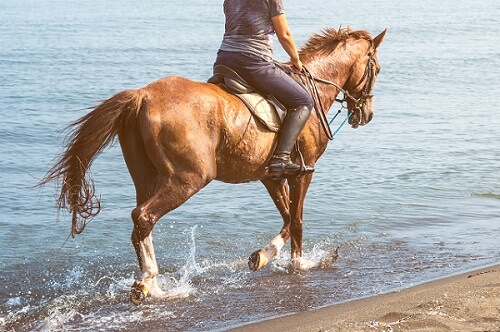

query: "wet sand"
xmin=228 ymin=264 xmax=500 ymax=332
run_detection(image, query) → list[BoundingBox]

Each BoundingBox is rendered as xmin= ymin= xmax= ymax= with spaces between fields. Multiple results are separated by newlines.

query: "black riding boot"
xmin=268 ymin=106 xmax=315 ymax=177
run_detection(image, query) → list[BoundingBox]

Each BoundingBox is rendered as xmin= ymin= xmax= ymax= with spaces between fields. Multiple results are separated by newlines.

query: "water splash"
xmin=271 ymin=242 xmax=340 ymax=272
xmin=158 ymin=226 xmax=205 ymax=299
xmin=37 ymin=306 xmax=85 ymax=331
xmin=5 ymin=297 xmax=22 ymax=307
xmin=155 ymin=226 xmax=256 ymax=299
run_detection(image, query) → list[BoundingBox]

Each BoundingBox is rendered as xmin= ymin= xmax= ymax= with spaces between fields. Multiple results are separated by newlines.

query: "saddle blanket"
xmin=234 ymin=92 xmax=285 ymax=132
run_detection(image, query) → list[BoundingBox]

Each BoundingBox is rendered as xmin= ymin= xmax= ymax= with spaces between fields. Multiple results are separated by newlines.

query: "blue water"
xmin=1 ymin=0 xmax=499 ymax=330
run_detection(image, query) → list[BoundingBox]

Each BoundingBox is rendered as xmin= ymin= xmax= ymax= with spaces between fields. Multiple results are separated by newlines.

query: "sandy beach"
xmin=228 ymin=264 xmax=500 ymax=332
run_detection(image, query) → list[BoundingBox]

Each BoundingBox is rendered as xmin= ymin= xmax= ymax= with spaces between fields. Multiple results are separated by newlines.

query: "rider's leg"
xmin=214 ymin=51 xmax=315 ymax=177
xmin=267 ymin=105 xmax=313 ymax=176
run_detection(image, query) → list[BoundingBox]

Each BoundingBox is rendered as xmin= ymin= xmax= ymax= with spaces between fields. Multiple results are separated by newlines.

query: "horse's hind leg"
xmin=130 ymin=231 xmax=161 ymax=303
xmin=128 ymin=172 xmax=214 ymax=304
xmin=120 ymin=129 xmax=163 ymax=303
xmin=120 ymin=123 xmax=216 ymax=304
xmin=248 ymin=178 xmax=291 ymax=271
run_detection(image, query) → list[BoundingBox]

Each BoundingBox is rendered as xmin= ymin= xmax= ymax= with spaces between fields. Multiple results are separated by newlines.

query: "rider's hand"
xmin=291 ymin=57 xmax=303 ymax=72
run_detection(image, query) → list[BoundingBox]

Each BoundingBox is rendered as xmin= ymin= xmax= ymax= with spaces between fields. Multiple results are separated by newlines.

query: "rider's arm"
xmin=271 ymin=14 xmax=303 ymax=71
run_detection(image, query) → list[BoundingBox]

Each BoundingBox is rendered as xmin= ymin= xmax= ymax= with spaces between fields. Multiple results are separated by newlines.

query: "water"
xmin=1 ymin=0 xmax=499 ymax=330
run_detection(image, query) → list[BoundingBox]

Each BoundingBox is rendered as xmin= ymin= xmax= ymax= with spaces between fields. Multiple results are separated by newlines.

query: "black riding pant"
xmin=214 ymin=51 xmax=314 ymax=110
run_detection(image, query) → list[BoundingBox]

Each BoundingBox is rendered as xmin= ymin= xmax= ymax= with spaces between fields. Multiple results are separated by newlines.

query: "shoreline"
xmin=226 ymin=264 xmax=500 ymax=332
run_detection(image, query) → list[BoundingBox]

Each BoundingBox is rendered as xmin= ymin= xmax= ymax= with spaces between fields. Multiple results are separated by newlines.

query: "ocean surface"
xmin=1 ymin=0 xmax=499 ymax=330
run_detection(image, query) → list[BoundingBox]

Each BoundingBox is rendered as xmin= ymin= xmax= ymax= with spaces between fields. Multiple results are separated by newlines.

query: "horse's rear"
xmin=115 ymin=75 xmax=281 ymax=302
xmin=126 ymin=76 xmax=276 ymax=185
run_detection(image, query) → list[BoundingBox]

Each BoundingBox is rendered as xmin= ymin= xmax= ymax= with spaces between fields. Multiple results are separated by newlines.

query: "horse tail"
xmin=40 ymin=89 xmax=148 ymax=236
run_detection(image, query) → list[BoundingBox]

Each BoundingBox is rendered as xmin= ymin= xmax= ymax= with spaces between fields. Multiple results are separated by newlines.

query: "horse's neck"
xmin=305 ymin=48 xmax=357 ymax=112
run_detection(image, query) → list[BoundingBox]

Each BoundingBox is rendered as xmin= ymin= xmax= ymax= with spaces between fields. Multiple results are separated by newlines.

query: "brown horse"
xmin=42 ymin=27 xmax=386 ymax=304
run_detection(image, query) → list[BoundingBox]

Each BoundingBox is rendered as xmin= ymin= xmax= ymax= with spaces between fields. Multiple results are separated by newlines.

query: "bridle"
xmin=285 ymin=45 xmax=378 ymax=140
xmin=344 ymin=48 xmax=377 ymax=111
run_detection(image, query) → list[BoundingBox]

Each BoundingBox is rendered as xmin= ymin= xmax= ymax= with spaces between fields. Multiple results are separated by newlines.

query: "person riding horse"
xmin=41 ymin=9 xmax=386 ymax=301
xmin=214 ymin=0 xmax=314 ymax=177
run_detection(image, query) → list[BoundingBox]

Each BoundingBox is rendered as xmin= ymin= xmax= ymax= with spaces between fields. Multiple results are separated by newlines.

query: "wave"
xmin=471 ymin=192 xmax=500 ymax=200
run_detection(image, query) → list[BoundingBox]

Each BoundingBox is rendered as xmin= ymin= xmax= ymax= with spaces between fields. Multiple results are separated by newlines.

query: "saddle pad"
xmin=235 ymin=93 xmax=285 ymax=132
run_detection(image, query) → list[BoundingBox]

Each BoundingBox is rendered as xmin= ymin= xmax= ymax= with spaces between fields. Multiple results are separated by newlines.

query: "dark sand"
xmin=228 ymin=264 xmax=500 ymax=332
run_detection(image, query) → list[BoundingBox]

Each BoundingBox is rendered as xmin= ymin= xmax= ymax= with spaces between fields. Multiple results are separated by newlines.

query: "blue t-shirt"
xmin=219 ymin=0 xmax=285 ymax=61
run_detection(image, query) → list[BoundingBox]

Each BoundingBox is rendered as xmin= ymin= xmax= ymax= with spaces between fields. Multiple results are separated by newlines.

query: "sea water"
xmin=1 ymin=0 xmax=499 ymax=330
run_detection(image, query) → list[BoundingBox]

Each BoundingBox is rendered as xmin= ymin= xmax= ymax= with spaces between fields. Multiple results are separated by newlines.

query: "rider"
xmin=214 ymin=0 xmax=315 ymax=177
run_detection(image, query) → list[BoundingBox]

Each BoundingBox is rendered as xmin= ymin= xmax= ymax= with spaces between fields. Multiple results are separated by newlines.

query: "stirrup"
xmin=268 ymin=160 xmax=314 ymax=178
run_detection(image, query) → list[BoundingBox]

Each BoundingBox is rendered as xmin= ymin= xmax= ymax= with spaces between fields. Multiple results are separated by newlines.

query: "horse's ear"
xmin=373 ymin=29 xmax=387 ymax=49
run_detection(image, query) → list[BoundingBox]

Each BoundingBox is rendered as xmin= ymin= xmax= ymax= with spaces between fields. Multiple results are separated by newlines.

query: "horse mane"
xmin=299 ymin=27 xmax=373 ymax=61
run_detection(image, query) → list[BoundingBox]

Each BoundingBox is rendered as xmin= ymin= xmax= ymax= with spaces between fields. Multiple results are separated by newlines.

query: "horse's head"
xmin=344 ymin=29 xmax=387 ymax=128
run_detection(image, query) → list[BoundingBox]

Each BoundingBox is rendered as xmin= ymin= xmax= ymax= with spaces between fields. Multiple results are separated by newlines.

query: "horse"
xmin=41 ymin=27 xmax=386 ymax=304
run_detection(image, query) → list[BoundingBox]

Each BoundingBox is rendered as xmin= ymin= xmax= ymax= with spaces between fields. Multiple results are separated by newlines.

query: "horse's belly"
xmin=215 ymin=127 xmax=275 ymax=183
xmin=215 ymin=160 xmax=266 ymax=183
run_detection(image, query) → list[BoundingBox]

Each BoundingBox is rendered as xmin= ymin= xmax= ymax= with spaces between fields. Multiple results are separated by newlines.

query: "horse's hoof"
xmin=130 ymin=280 xmax=149 ymax=305
xmin=248 ymin=250 xmax=268 ymax=271
xmin=289 ymin=258 xmax=305 ymax=271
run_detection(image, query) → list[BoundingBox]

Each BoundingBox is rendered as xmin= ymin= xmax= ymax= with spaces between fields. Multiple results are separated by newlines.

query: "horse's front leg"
xmin=289 ymin=173 xmax=315 ymax=270
xmin=248 ymin=178 xmax=291 ymax=271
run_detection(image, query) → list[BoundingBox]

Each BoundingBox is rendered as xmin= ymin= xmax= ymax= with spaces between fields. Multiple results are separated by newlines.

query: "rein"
xmin=276 ymin=49 xmax=376 ymax=140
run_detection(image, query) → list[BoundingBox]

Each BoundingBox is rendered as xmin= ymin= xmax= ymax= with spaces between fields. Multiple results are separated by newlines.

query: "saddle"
xmin=207 ymin=65 xmax=286 ymax=132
